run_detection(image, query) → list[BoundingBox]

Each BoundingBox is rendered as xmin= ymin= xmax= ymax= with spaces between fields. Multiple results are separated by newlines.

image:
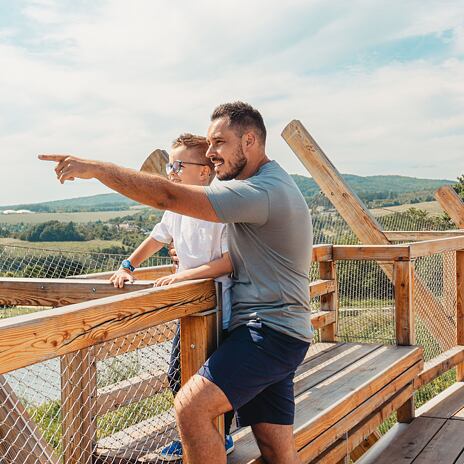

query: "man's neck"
xmin=236 ymin=153 xmax=271 ymax=180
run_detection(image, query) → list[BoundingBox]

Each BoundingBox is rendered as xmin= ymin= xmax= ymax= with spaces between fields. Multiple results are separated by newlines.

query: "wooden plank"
xmin=299 ymin=362 xmax=421 ymax=463
xmin=349 ymin=431 xmax=381 ymax=462
xmin=435 ymin=185 xmax=464 ymax=228
xmin=417 ymin=382 xmax=464 ymax=419
xmin=319 ymin=262 xmax=338 ymax=342
xmin=282 ymin=120 xmax=388 ymax=245
xmin=312 ymin=244 xmax=333 ymax=262
xmin=395 ymin=260 xmax=415 ymax=346
xmin=282 ymin=120 xmax=454 ymax=351
xmin=310 ymin=310 xmax=336 ymax=330
xmin=394 ymin=260 xmax=415 ymax=423
xmin=309 ymin=279 xmax=336 ymax=299
xmin=61 ymin=347 xmax=97 ymax=464
xmin=180 ymin=311 xmax=218 ymax=386
xmin=413 ymin=418 xmax=464 ymax=464
xmin=0 ymin=375 xmax=60 ymax=464
xmin=0 ymin=277 xmax=157 ymax=307
xmin=332 ymin=245 xmax=410 ymax=261
xmin=96 ymin=370 xmax=168 ymax=416
xmin=409 ymin=235 xmax=464 ymax=258
xmin=94 ymin=322 xmax=177 ymax=361
xmin=414 ymin=346 xmax=464 ymax=389
xmin=70 ymin=264 xmax=174 ymax=280
xmin=458 ymin=250 xmax=464 ymax=381
xmin=96 ymin=410 xmax=177 ymax=460
xmin=0 ymin=279 xmax=216 ymax=374
xmin=294 ymin=344 xmax=382 ymax=397
xmin=293 ymin=345 xmax=422 ymax=449
xmin=318 ymin=408 xmax=437 ymax=464
xmin=228 ymin=344 xmax=422 ymax=464
xmin=308 ymin=383 xmax=416 ymax=464
xmin=385 ymin=230 xmax=464 ymax=242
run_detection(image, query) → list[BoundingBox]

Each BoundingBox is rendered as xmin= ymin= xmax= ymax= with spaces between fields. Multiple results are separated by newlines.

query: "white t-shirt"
xmin=150 ymin=211 xmax=232 ymax=329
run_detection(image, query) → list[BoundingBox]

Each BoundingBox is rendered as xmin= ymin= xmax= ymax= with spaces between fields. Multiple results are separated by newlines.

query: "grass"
xmin=370 ymin=200 xmax=443 ymax=217
xmin=0 ymin=210 xmax=140 ymax=225
xmin=0 ymin=237 xmax=123 ymax=252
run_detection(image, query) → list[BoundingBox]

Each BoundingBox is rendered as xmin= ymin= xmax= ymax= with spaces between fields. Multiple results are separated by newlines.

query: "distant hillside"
xmin=0 ymin=193 xmax=139 ymax=213
xmin=0 ymin=174 xmax=455 ymax=212
xmin=292 ymin=174 xmax=454 ymax=207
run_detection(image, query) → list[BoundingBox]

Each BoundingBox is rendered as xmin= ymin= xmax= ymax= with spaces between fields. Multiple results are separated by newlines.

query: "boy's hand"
xmin=153 ymin=274 xmax=181 ymax=287
xmin=110 ymin=269 xmax=135 ymax=288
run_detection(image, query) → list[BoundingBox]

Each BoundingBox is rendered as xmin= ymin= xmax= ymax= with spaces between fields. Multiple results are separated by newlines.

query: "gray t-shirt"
xmin=205 ymin=160 xmax=313 ymax=342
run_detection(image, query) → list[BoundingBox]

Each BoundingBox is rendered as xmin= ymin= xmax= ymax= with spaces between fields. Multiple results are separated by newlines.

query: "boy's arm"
xmin=110 ymin=236 xmax=165 ymax=288
xmin=153 ymin=253 xmax=232 ymax=287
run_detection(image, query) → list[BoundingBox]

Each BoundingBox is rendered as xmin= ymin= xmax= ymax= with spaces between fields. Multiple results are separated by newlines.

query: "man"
xmin=40 ymin=101 xmax=313 ymax=464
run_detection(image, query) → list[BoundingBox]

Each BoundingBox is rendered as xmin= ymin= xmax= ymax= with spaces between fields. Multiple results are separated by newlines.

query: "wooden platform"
xmin=358 ymin=382 xmax=464 ymax=464
xmin=230 ymin=341 xmax=422 ymax=464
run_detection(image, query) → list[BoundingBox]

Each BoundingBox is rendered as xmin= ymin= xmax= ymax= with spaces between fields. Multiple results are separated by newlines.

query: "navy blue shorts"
xmin=198 ymin=321 xmax=310 ymax=427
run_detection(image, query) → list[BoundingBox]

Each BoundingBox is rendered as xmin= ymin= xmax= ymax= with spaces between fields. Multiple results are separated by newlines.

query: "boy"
xmin=109 ymin=134 xmax=235 ymax=461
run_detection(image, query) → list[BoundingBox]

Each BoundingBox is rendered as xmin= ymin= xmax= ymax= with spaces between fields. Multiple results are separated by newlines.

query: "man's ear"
xmin=243 ymin=131 xmax=256 ymax=151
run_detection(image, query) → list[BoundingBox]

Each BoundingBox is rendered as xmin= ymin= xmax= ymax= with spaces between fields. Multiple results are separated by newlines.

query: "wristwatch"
xmin=121 ymin=259 xmax=135 ymax=272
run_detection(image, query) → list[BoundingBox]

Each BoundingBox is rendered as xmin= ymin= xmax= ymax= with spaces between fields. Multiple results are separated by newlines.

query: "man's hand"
xmin=38 ymin=154 xmax=100 ymax=184
xmin=168 ymin=244 xmax=179 ymax=269
xmin=153 ymin=274 xmax=182 ymax=287
xmin=109 ymin=269 xmax=135 ymax=288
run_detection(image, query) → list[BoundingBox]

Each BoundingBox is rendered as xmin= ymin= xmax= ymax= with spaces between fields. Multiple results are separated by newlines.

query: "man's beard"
xmin=216 ymin=146 xmax=247 ymax=181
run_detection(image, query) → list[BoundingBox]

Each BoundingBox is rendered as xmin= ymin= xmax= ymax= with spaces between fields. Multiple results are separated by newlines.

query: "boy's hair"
xmin=211 ymin=101 xmax=266 ymax=144
xmin=172 ymin=133 xmax=214 ymax=170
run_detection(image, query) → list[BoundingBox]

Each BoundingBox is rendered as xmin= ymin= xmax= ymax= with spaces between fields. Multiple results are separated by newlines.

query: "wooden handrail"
xmin=332 ymin=245 xmax=410 ymax=261
xmin=408 ymin=236 xmax=464 ymax=258
xmin=384 ymin=230 xmax=464 ymax=241
xmin=0 ymin=279 xmax=216 ymax=375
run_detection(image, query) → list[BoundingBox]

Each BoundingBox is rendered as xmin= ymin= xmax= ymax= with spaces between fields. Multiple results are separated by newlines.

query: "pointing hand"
xmin=38 ymin=154 xmax=98 ymax=184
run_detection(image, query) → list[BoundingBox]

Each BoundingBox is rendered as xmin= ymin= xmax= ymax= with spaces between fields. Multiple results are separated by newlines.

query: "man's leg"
xmin=174 ymin=374 xmax=232 ymax=464
xmin=252 ymin=422 xmax=300 ymax=464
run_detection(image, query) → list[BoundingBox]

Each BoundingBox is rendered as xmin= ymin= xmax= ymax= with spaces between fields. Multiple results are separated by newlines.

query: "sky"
xmin=0 ymin=0 xmax=463 ymax=205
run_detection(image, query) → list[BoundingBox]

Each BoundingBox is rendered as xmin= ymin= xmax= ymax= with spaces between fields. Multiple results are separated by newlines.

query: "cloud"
xmin=0 ymin=0 xmax=463 ymax=205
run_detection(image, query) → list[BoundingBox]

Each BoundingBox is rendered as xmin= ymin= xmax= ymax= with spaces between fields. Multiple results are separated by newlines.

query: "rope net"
xmin=0 ymin=195 xmax=459 ymax=460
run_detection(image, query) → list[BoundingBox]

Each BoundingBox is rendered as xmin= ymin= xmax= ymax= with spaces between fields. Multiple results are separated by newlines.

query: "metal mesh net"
xmin=0 ymin=193 xmax=460 ymax=459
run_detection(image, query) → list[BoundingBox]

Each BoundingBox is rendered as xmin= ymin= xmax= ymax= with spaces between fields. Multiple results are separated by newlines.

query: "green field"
xmin=0 ymin=210 xmax=142 ymax=225
xmin=0 ymin=237 xmax=123 ymax=252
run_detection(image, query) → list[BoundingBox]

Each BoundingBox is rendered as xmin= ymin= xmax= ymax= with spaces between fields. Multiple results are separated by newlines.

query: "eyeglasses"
xmin=165 ymin=160 xmax=208 ymax=175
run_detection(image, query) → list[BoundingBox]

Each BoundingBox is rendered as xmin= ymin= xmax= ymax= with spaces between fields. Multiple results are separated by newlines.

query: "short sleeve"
xmin=150 ymin=211 xmax=174 ymax=244
xmin=205 ymin=179 xmax=269 ymax=225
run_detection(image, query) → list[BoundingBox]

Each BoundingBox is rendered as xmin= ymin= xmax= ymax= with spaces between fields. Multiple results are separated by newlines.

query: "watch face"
xmin=122 ymin=260 xmax=133 ymax=270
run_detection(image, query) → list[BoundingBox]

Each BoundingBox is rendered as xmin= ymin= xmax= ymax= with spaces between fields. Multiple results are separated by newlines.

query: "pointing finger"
xmin=38 ymin=154 xmax=68 ymax=162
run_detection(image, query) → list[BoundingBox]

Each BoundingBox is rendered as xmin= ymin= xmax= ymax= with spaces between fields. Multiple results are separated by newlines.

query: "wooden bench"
xmin=229 ymin=342 xmax=422 ymax=464
xmin=357 ymin=382 xmax=464 ymax=464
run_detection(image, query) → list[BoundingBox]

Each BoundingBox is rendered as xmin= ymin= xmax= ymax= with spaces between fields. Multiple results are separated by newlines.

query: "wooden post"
xmin=282 ymin=120 xmax=453 ymax=350
xmin=457 ymin=250 xmax=464 ymax=382
xmin=394 ymin=260 xmax=415 ymax=422
xmin=319 ymin=261 xmax=338 ymax=342
xmin=435 ymin=185 xmax=464 ymax=229
xmin=61 ymin=347 xmax=97 ymax=464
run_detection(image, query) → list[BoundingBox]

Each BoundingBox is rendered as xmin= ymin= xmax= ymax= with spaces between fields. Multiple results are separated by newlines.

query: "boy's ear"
xmin=201 ymin=165 xmax=213 ymax=181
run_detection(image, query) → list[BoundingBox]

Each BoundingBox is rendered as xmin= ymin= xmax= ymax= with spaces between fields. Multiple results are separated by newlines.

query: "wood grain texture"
xmin=332 ymin=244 xmax=410 ymax=261
xmin=282 ymin=120 xmax=454 ymax=353
xmin=319 ymin=261 xmax=338 ymax=342
xmin=140 ymin=148 xmax=169 ymax=177
xmin=414 ymin=346 xmax=464 ymax=389
xmin=309 ymin=279 xmax=336 ymax=299
xmin=0 ymin=279 xmax=216 ymax=374
xmin=70 ymin=264 xmax=174 ymax=281
xmin=61 ymin=347 xmax=97 ymax=464
xmin=409 ymin=235 xmax=464 ymax=258
xmin=0 ymin=277 xmax=157 ymax=307
xmin=385 ymin=230 xmax=464 ymax=242
xmin=435 ymin=185 xmax=464 ymax=229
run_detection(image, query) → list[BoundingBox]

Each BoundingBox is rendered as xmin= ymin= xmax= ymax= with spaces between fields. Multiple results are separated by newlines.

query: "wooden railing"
xmin=1 ymin=238 xmax=463 ymax=462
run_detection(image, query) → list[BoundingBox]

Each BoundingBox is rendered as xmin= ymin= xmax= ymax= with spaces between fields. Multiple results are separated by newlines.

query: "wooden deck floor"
xmin=359 ymin=382 xmax=464 ymax=464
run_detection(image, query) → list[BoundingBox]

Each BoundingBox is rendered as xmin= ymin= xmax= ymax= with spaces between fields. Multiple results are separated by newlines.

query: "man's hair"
xmin=172 ymin=133 xmax=213 ymax=170
xmin=211 ymin=101 xmax=266 ymax=144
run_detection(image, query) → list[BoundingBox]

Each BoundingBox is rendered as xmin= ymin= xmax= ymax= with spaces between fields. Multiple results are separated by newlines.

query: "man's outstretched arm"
xmin=38 ymin=154 xmax=220 ymax=222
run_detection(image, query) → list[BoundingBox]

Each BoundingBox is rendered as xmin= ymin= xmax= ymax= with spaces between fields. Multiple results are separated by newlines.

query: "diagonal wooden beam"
xmin=282 ymin=120 xmax=454 ymax=350
xmin=435 ymin=185 xmax=464 ymax=229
